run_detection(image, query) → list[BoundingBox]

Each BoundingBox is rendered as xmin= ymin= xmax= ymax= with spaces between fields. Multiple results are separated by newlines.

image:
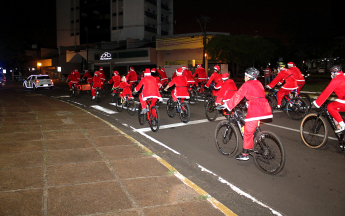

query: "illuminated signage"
xmin=100 ymin=52 xmax=112 ymax=60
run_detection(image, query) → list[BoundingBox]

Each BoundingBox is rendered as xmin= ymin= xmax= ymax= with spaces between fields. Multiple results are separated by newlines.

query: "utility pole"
xmin=199 ymin=15 xmax=210 ymax=68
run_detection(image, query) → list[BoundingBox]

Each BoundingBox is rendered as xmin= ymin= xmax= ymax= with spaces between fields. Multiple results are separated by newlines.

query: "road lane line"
xmin=90 ymin=105 xmax=117 ymax=114
xmin=109 ymin=103 xmax=139 ymax=111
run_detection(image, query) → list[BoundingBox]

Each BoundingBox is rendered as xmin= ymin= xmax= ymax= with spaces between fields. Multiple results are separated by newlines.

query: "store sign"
xmin=100 ymin=52 xmax=112 ymax=60
xmin=164 ymin=61 xmax=186 ymax=66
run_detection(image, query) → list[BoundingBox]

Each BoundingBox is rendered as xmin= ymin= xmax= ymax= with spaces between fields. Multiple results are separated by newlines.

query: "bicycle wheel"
xmin=285 ymin=97 xmax=308 ymax=120
xmin=138 ymin=106 xmax=145 ymax=125
xmin=166 ymin=98 xmax=176 ymax=118
xmin=74 ymin=86 xmax=79 ymax=98
xmin=299 ymin=93 xmax=311 ymax=112
xmin=179 ymin=102 xmax=190 ymax=123
xmin=102 ymin=85 xmax=107 ymax=96
xmin=204 ymin=93 xmax=212 ymax=108
xmin=300 ymin=113 xmax=328 ymax=148
xmin=266 ymin=95 xmax=276 ymax=111
xmin=115 ymin=97 xmax=123 ymax=112
xmin=252 ymin=131 xmax=285 ymax=175
xmin=205 ymin=99 xmax=218 ymax=122
xmin=214 ymin=120 xmax=239 ymax=157
xmin=189 ymin=89 xmax=198 ymax=105
xmin=149 ymin=106 xmax=160 ymax=132
xmin=127 ymin=99 xmax=136 ymax=116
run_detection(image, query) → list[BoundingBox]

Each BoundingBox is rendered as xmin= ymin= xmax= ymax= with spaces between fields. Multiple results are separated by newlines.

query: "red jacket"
xmin=264 ymin=68 xmax=271 ymax=77
xmin=167 ymin=75 xmax=189 ymax=98
xmin=98 ymin=70 xmax=105 ymax=82
xmin=216 ymin=79 xmax=237 ymax=104
xmin=119 ymin=81 xmax=133 ymax=98
xmin=193 ymin=68 xmax=207 ymax=79
xmin=157 ymin=69 xmax=168 ymax=81
xmin=126 ymin=71 xmax=138 ymax=83
xmin=67 ymin=73 xmax=79 ymax=83
xmin=183 ymin=69 xmax=195 ymax=84
xmin=289 ymin=66 xmax=305 ymax=83
xmin=268 ymin=68 xmax=297 ymax=90
xmin=108 ymin=75 xmax=121 ymax=88
xmin=314 ymin=72 xmax=345 ymax=107
xmin=82 ymin=72 xmax=93 ymax=83
xmin=135 ymin=75 xmax=162 ymax=101
xmin=206 ymin=72 xmax=222 ymax=88
xmin=92 ymin=76 xmax=102 ymax=88
xmin=225 ymin=80 xmax=272 ymax=122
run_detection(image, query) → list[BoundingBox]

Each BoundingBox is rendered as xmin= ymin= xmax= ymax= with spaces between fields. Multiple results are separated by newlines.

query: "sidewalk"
xmin=0 ymin=89 xmax=231 ymax=215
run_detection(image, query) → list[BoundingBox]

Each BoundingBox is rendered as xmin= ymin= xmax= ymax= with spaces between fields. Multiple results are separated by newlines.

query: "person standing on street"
xmin=264 ymin=65 xmax=272 ymax=86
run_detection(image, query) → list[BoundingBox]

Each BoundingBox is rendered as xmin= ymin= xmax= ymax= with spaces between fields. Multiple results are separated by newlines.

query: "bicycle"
xmin=266 ymin=88 xmax=308 ymax=120
xmin=187 ymin=84 xmax=198 ymax=106
xmin=138 ymin=98 xmax=160 ymax=132
xmin=69 ymin=83 xmax=79 ymax=98
xmin=166 ymin=97 xmax=190 ymax=123
xmin=203 ymin=82 xmax=217 ymax=108
xmin=300 ymin=100 xmax=345 ymax=150
xmin=112 ymin=89 xmax=136 ymax=116
xmin=214 ymin=106 xmax=285 ymax=175
xmin=90 ymin=86 xmax=101 ymax=103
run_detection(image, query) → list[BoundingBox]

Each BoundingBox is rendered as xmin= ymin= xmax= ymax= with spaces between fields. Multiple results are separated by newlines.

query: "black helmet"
xmin=331 ymin=65 xmax=342 ymax=78
xmin=245 ymin=67 xmax=260 ymax=79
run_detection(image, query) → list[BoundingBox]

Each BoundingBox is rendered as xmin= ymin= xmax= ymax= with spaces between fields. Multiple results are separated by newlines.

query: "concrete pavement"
xmin=0 ymin=85 xmax=231 ymax=215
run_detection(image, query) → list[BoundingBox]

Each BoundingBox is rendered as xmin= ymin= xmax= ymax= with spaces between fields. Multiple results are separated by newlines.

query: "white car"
xmin=23 ymin=75 xmax=54 ymax=90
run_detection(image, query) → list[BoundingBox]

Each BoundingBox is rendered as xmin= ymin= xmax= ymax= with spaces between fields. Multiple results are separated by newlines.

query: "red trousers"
xmin=297 ymin=81 xmax=305 ymax=94
xmin=243 ymin=120 xmax=259 ymax=150
xmin=91 ymin=84 xmax=101 ymax=96
xmin=139 ymin=95 xmax=157 ymax=109
xmin=195 ymin=78 xmax=207 ymax=86
xmin=327 ymin=101 xmax=345 ymax=123
xmin=277 ymin=88 xmax=291 ymax=106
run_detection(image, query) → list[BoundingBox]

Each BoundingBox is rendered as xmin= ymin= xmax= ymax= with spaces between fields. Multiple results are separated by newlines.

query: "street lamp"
xmin=37 ymin=62 xmax=42 ymax=74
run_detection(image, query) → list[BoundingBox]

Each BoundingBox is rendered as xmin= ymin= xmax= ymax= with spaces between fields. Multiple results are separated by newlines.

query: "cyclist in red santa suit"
xmin=108 ymin=70 xmax=121 ymax=96
xmin=220 ymin=67 xmax=272 ymax=160
xmin=82 ymin=69 xmax=93 ymax=84
xmin=91 ymin=72 xmax=102 ymax=100
xmin=205 ymin=65 xmax=222 ymax=97
xmin=66 ymin=70 xmax=78 ymax=89
xmin=164 ymin=68 xmax=189 ymax=103
xmin=157 ymin=67 xmax=168 ymax=87
xmin=74 ymin=69 xmax=81 ymax=83
xmin=119 ymin=76 xmax=134 ymax=100
xmin=215 ymin=73 xmax=237 ymax=105
xmin=193 ymin=64 xmax=208 ymax=86
xmin=182 ymin=66 xmax=195 ymax=85
xmin=266 ymin=63 xmax=298 ymax=108
xmin=312 ymin=65 xmax=345 ymax=133
xmin=125 ymin=66 xmax=138 ymax=89
xmin=134 ymin=68 xmax=163 ymax=114
xmin=287 ymin=62 xmax=305 ymax=94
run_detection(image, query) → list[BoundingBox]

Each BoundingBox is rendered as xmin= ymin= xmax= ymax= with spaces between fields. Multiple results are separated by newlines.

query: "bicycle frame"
xmin=268 ymin=88 xmax=296 ymax=109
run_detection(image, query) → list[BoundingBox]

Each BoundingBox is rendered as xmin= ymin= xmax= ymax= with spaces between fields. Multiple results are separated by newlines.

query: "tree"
xmin=206 ymin=35 xmax=276 ymax=80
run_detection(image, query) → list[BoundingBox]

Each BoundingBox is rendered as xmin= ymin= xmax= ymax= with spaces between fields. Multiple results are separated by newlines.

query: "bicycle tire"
xmin=69 ymin=88 xmax=74 ymax=98
xmin=204 ymin=93 xmax=213 ymax=108
xmin=285 ymin=97 xmax=308 ymax=120
xmin=150 ymin=106 xmax=160 ymax=132
xmin=115 ymin=97 xmax=123 ymax=112
xmin=127 ymin=99 xmax=136 ymax=116
xmin=166 ymin=98 xmax=176 ymax=118
xmin=74 ymin=86 xmax=79 ymax=98
xmin=214 ymin=120 xmax=239 ymax=157
xmin=102 ymin=85 xmax=107 ymax=96
xmin=266 ymin=95 xmax=276 ymax=111
xmin=179 ymin=102 xmax=190 ymax=123
xmin=252 ymin=131 xmax=285 ymax=175
xmin=299 ymin=93 xmax=312 ymax=112
xmin=188 ymin=89 xmax=198 ymax=105
xmin=138 ymin=106 xmax=145 ymax=125
xmin=96 ymin=89 xmax=101 ymax=103
xmin=300 ymin=113 xmax=328 ymax=148
xmin=205 ymin=98 xmax=218 ymax=121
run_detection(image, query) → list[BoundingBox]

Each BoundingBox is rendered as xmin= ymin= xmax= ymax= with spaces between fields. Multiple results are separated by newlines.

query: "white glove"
xmin=312 ymin=100 xmax=319 ymax=108
xmin=216 ymin=104 xmax=228 ymax=110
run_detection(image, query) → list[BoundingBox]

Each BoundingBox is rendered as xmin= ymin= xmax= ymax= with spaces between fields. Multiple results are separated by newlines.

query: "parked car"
xmin=23 ymin=74 xmax=54 ymax=90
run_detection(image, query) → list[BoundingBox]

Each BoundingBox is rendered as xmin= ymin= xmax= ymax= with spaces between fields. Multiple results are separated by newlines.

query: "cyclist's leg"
xmin=327 ymin=102 xmax=345 ymax=131
xmin=276 ymin=88 xmax=289 ymax=106
xmin=237 ymin=120 xmax=258 ymax=160
xmin=91 ymin=87 xmax=96 ymax=98
xmin=171 ymin=89 xmax=178 ymax=102
xmin=297 ymin=81 xmax=305 ymax=94
xmin=139 ymin=94 xmax=146 ymax=109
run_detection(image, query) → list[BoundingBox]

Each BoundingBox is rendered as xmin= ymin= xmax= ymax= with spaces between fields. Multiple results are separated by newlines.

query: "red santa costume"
xmin=205 ymin=66 xmax=222 ymax=97
xmin=193 ymin=64 xmax=208 ymax=86
xmin=119 ymin=77 xmax=134 ymax=99
xmin=157 ymin=68 xmax=168 ymax=86
xmin=313 ymin=66 xmax=345 ymax=132
xmin=267 ymin=65 xmax=298 ymax=106
xmin=74 ymin=69 xmax=81 ymax=83
xmin=134 ymin=69 xmax=163 ymax=109
xmin=91 ymin=72 xmax=102 ymax=98
xmin=108 ymin=71 xmax=121 ymax=94
xmin=125 ymin=66 xmax=138 ymax=89
xmin=98 ymin=67 xmax=106 ymax=84
xmin=225 ymin=68 xmax=272 ymax=151
xmin=182 ymin=66 xmax=195 ymax=86
xmin=67 ymin=71 xmax=79 ymax=88
xmin=215 ymin=73 xmax=237 ymax=104
xmin=288 ymin=62 xmax=305 ymax=94
xmin=82 ymin=70 xmax=93 ymax=84
xmin=165 ymin=68 xmax=190 ymax=102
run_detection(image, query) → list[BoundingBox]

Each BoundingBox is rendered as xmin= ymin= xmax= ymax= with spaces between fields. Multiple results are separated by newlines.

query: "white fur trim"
xmin=335 ymin=99 xmax=345 ymax=104
xmin=281 ymin=86 xmax=298 ymax=90
xmin=245 ymin=115 xmax=273 ymax=122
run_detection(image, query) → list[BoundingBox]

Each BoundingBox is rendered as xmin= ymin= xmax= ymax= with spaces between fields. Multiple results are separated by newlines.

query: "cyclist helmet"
xmin=245 ymin=67 xmax=260 ymax=80
xmin=331 ymin=65 xmax=342 ymax=78
xmin=277 ymin=62 xmax=286 ymax=72
xmin=130 ymin=66 xmax=135 ymax=71
xmin=222 ymin=73 xmax=229 ymax=80
xmin=214 ymin=65 xmax=220 ymax=72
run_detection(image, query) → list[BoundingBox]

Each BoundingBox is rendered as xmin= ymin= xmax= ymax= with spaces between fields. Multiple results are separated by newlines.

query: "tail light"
xmin=36 ymin=80 xmax=39 ymax=83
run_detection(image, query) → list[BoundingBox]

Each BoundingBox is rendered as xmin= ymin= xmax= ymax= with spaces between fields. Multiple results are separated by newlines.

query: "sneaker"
xmin=140 ymin=108 xmax=148 ymax=114
xmin=335 ymin=126 xmax=345 ymax=133
xmin=92 ymin=96 xmax=95 ymax=100
xmin=274 ymin=105 xmax=280 ymax=110
xmin=111 ymin=93 xmax=115 ymax=97
xmin=236 ymin=153 xmax=249 ymax=161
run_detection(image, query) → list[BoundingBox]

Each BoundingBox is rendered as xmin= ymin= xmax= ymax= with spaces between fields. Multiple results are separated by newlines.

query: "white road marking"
xmin=59 ymin=95 xmax=72 ymax=98
xmin=90 ymin=105 xmax=117 ymax=114
xmin=109 ymin=103 xmax=139 ymax=111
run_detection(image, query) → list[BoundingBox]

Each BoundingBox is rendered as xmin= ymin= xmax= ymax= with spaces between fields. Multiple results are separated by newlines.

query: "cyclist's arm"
xmin=314 ymin=78 xmax=338 ymax=107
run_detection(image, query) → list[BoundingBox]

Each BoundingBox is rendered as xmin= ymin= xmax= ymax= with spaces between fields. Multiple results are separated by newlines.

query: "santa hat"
xmin=182 ymin=66 xmax=187 ymax=70
xmin=151 ymin=68 xmax=156 ymax=73
xmin=113 ymin=70 xmax=119 ymax=75
xmin=99 ymin=67 xmax=103 ymax=70
xmin=161 ymin=68 xmax=165 ymax=72
xmin=197 ymin=64 xmax=201 ymax=68
xmin=176 ymin=68 xmax=183 ymax=75
xmin=287 ymin=62 xmax=295 ymax=67
xmin=222 ymin=73 xmax=229 ymax=80
xmin=74 ymin=68 xmax=78 ymax=72
xmin=122 ymin=76 xmax=127 ymax=82
xmin=144 ymin=68 xmax=151 ymax=76
xmin=130 ymin=66 xmax=135 ymax=71
xmin=214 ymin=65 xmax=220 ymax=71
xmin=85 ymin=69 xmax=88 ymax=72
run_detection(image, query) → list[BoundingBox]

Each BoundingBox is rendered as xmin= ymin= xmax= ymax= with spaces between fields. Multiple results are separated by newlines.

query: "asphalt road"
xmin=15 ymin=82 xmax=345 ymax=216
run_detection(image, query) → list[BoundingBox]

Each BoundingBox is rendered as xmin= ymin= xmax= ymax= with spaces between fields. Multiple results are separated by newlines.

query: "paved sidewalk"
xmin=0 ymin=89 xmax=231 ymax=215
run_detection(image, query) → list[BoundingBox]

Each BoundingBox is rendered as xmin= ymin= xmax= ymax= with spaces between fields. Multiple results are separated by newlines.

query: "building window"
xmin=145 ymin=11 xmax=157 ymax=20
xmin=95 ymin=54 xmax=100 ymax=60
xmin=76 ymin=19 xmax=79 ymax=23
xmin=71 ymin=20 xmax=74 ymax=23
xmin=71 ymin=8 xmax=74 ymax=11
xmin=145 ymin=0 xmax=157 ymax=6
xmin=112 ymin=12 xmax=117 ymax=16
xmin=119 ymin=26 xmax=123 ymax=29
xmin=76 ymin=32 xmax=80 ymax=35
xmin=112 ymin=0 xmax=116 ymax=2
xmin=161 ymin=3 xmax=169 ymax=11
xmin=161 ymin=30 xmax=168 ymax=36
xmin=118 ymin=50 xmax=148 ymax=58
xmin=71 ymin=33 xmax=74 ymax=36
xmin=119 ymin=12 xmax=123 ymax=15
xmin=112 ymin=27 xmax=117 ymax=30
xmin=145 ymin=26 xmax=156 ymax=34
